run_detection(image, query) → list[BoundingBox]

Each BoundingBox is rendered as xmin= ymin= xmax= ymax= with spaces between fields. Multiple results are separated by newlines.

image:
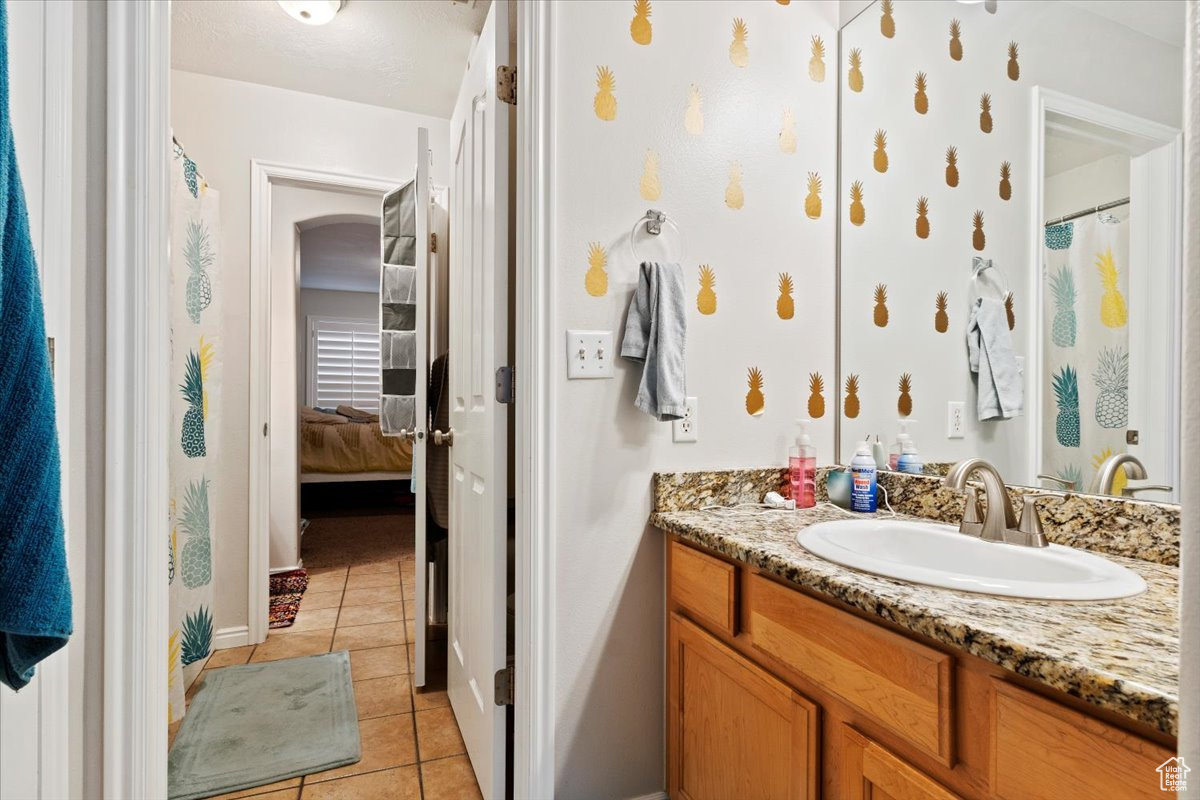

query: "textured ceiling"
xmin=300 ymin=221 xmax=381 ymax=293
xmin=171 ymin=0 xmax=490 ymax=117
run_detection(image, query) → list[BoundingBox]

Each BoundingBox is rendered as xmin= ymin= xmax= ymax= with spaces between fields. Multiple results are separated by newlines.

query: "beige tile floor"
xmin=170 ymin=511 xmax=480 ymax=800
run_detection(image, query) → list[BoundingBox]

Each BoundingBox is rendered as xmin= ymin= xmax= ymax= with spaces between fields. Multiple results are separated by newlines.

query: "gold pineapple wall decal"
xmin=697 ymin=265 xmax=717 ymax=315
xmin=999 ymin=161 xmax=1012 ymax=200
xmin=979 ymin=93 xmax=993 ymax=133
xmin=594 ymin=66 xmax=617 ymax=121
xmin=684 ymin=84 xmax=703 ymax=135
xmin=949 ymin=19 xmax=963 ymax=61
xmin=914 ymin=72 xmax=929 ymax=114
xmin=630 ymin=0 xmax=652 ymax=46
xmin=725 ymin=162 xmax=744 ymax=210
xmin=880 ymin=0 xmax=895 ymax=38
xmin=779 ymin=109 xmax=797 ymax=154
xmin=640 ymin=150 xmax=661 ymax=201
xmin=809 ymin=35 xmax=826 ymax=82
xmin=808 ymin=373 xmax=825 ymax=418
xmin=897 ymin=373 xmax=913 ymax=417
xmin=745 ymin=367 xmax=765 ymax=416
xmin=945 ymin=146 xmax=959 ymax=187
xmin=1004 ymin=292 xmax=1016 ymax=330
xmin=873 ymin=129 xmax=888 ymax=173
xmin=585 ymin=242 xmax=608 ymax=297
xmin=1007 ymin=42 xmax=1020 ymax=80
xmin=848 ymin=48 xmax=864 ymax=92
xmin=873 ymin=283 xmax=888 ymax=327
xmin=844 ymin=374 xmax=861 ymax=419
xmin=972 ymin=210 xmax=986 ymax=251
xmin=805 ymin=172 xmax=823 ymax=219
xmin=730 ymin=18 xmax=749 ymax=68
xmin=934 ymin=291 xmax=949 ymax=332
xmin=776 ymin=273 xmax=795 ymax=319
xmin=849 ymin=180 xmax=865 ymax=226
xmin=916 ymin=196 xmax=930 ymax=239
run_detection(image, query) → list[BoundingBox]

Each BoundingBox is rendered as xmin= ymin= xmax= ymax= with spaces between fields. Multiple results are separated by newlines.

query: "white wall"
xmin=297 ymin=288 xmax=380 ymax=408
xmin=838 ymin=0 xmax=1182 ymax=479
xmin=170 ymin=70 xmax=450 ymax=632
xmin=549 ymin=2 xmax=839 ymax=796
xmin=1045 ymin=153 xmax=1130 ymax=221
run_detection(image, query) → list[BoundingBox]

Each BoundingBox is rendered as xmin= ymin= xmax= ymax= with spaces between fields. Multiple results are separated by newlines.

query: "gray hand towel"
xmin=621 ymin=262 xmax=687 ymax=421
xmin=967 ymin=296 xmax=1023 ymax=420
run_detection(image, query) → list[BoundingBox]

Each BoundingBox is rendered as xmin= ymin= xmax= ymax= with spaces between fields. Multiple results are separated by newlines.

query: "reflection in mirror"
xmin=837 ymin=0 xmax=1183 ymax=502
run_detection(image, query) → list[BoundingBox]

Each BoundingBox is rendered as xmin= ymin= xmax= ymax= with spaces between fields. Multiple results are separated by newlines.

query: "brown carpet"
xmin=302 ymin=509 xmax=416 ymax=569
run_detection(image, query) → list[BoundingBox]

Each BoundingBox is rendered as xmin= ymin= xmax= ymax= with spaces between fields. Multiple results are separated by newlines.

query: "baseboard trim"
xmin=213 ymin=625 xmax=250 ymax=649
xmin=627 ymin=793 xmax=668 ymax=800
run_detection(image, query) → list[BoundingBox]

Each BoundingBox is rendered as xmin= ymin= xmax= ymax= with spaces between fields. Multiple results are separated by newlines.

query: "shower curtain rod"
xmin=1044 ymin=196 xmax=1130 ymax=227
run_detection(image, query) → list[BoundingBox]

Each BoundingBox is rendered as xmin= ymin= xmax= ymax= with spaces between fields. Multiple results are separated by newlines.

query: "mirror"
xmin=836 ymin=0 xmax=1183 ymax=502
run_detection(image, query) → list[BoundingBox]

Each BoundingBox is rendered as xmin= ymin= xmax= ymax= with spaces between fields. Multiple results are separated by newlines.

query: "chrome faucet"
xmin=943 ymin=458 xmax=1048 ymax=548
xmin=1089 ymin=453 xmax=1173 ymax=497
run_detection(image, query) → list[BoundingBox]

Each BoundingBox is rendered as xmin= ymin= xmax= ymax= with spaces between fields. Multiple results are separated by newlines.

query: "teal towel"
xmin=0 ymin=0 xmax=72 ymax=690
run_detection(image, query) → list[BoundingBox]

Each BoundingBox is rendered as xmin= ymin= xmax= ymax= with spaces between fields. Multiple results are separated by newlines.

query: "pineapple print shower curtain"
xmin=168 ymin=140 xmax=220 ymax=723
xmin=1041 ymin=213 xmax=1129 ymax=492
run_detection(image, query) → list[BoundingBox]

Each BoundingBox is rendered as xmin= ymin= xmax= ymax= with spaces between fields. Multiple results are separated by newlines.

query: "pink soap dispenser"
xmin=789 ymin=419 xmax=817 ymax=509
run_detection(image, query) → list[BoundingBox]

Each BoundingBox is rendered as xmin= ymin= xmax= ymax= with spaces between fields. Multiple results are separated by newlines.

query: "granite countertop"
xmin=652 ymin=504 xmax=1180 ymax=737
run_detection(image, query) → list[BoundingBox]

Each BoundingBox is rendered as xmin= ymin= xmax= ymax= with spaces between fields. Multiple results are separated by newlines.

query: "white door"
xmin=412 ymin=128 xmax=431 ymax=686
xmin=446 ymin=4 xmax=511 ymax=798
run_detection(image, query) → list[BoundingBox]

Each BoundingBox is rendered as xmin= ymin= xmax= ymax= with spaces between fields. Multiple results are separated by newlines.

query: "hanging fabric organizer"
xmin=379 ymin=179 xmax=419 ymax=435
xmin=168 ymin=139 xmax=221 ymax=724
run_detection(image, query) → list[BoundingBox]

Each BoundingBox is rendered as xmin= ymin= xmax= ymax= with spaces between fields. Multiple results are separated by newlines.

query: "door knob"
xmin=398 ymin=428 xmax=416 ymax=443
xmin=433 ymin=428 xmax=455 ymax=447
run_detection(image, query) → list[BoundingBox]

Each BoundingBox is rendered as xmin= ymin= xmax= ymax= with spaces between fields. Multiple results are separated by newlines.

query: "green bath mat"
xmin=168 ymin=650 xmax=361 ymax=800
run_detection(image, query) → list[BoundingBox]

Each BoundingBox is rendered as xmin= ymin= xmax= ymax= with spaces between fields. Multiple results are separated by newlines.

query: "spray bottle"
xmin=850 ymin=440 xmax=878 ymax=513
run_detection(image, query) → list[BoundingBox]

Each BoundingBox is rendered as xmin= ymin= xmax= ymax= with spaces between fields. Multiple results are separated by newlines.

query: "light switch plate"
xmin=565 ymin=330 xmax=614 ymax=379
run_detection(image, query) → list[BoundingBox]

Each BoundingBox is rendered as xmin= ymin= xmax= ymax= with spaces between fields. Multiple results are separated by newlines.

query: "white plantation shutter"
xmin=308 ymin=316 xmax=382 ymax=412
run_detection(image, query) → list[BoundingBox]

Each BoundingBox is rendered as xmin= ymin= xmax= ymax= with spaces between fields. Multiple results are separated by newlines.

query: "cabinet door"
xmin=669 ymin=613 xmax=819 ymax=800
xmin=840 ymin=726 xmax=961 ymax=800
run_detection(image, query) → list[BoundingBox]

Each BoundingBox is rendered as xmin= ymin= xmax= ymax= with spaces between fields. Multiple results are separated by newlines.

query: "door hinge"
xmin=497 ymin=65 xmax=517 ymax=106
xmin=430 ymin=232 xmax=438 ymax=253
xmin=494 ymin=665 xmax=514 ymax=706
xmin=263 ymin=423 xmax=269 ymax=437
xmin=495 ymin=365 xmax=514 ymax=404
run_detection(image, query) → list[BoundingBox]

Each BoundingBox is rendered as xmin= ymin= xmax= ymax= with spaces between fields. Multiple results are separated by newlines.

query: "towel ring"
xmin=630 ymin=209 xmax=686 ymax=265
xmin=970 ymin=257 xmax=1009 ymax=303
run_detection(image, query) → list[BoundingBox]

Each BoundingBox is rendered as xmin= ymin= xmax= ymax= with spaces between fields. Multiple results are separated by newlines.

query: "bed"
xmin=299 ymin=405 xmax=413 ymax=483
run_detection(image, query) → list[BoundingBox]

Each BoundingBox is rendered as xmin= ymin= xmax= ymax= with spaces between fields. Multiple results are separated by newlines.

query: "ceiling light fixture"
xmin=276 ymin=0 xmax=343 ymax=26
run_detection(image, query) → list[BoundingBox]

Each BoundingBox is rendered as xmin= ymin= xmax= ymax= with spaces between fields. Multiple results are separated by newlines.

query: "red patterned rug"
xmin=268 ymin=569 xmax=308 ymax=629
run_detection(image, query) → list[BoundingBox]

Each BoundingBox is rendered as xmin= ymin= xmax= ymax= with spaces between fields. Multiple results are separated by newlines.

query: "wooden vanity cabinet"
xmin=668 ymin=613 xmax=820 ymax=800
xmin=665 ymin=536 xmax=1175 ymax=800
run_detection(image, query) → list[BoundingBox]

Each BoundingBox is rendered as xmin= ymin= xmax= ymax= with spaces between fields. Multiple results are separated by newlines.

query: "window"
xmin=307 ymin=316 xmax=381 ymax=412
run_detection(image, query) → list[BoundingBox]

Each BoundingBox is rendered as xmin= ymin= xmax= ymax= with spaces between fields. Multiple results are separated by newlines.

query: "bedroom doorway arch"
xmin=246 ymin=163 xmax=401 ymax=644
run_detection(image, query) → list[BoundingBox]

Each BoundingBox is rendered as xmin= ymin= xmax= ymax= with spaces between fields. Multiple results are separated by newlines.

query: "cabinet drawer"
xmin=670 ymin=541 xmax=737 ymax=637
xmin=669 ymin=613 xmax=820 ymax=800
xmin=841 ymin=725 xmax=962 ymax=800
xmin=746 ymin=574 xmax=954 ymax=765
xmin=989 ymin=679 xmax=1173 ymax=799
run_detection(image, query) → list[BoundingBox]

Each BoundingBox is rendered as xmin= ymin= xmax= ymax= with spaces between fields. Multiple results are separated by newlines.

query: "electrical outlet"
xmin=565 ymin=330 xmax=614 ymax=379
xmin=673 ymin=397 xmax=698 ymax=443
xmin=947 ymin=401 xmax=965 ymax=439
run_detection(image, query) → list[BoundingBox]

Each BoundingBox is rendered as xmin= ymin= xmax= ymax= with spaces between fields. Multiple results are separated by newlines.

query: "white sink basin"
xmin=797 ymin=519 xmax=1146 ymax=601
